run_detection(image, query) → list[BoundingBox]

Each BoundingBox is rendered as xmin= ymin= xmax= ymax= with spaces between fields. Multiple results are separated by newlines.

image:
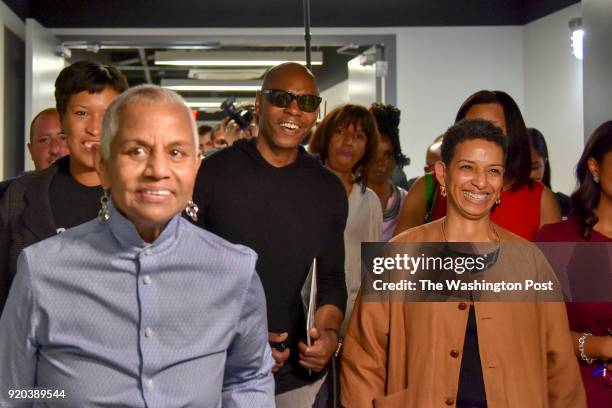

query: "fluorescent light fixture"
xmin=155 ymin=50 xmax=323 ymax=67
xmin=188 ymin=68 xmax=267 ymax=81
xmin=184 ymin=97 xmax=254 ymax=110
xmin=185 ymin=101 xmax=222 ymax=108
xmin=161 ymin=79 xmax=261 ymax=92
xmin=61 ymin=41 xmax=219 ymax=51
xmin=569 ymin=18 xmax=584 ymax=60
xmin=168 ymin=44 xmax=221 ymax=50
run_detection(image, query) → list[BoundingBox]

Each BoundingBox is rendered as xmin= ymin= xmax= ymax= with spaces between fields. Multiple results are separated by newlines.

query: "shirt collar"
xmin=106 ymin=198 xmax=181 ymax=252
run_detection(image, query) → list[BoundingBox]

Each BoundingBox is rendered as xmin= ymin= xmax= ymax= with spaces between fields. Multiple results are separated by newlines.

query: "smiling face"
xmin=97 ymin=101 xmax=200 ymax=242
xmin=464 ymin=103 xmax=507 ymax=135
xmin=255 ymin=64 xmax=319 ymax=160
xmin=62 ymin=87 xmax=119 ymax=174
xmin=436 ymin=139 xmax=505 ymax=220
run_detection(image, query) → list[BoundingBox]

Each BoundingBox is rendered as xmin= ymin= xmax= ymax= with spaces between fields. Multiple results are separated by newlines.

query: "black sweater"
xmin=193 ymin=138 xmax=348 ymax=394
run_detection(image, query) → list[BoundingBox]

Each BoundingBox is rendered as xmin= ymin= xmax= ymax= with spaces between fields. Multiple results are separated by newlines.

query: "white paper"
xmin=300 ymin=258 xmax=317 ymax=375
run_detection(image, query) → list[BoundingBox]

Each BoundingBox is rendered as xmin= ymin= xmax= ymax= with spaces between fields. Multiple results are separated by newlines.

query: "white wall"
xmin=583 ymin=0 xmax=612 ymax=139
xmin=395 ymin=26 xmax=524 ymax=180
xmin=0 ymin=1 xmax=25 ymax=180
xmin=0 ymin=1 xmax=23 ymax=38
xmin=320 ymin=79 xmax=348 ymax=115
xmin=523 ymin=3 xmax=583 ymax=195
xmin=25 ymin=18 xmax=65 ymax=171
xmin=347 ymin=55 xmax=378 ymax=106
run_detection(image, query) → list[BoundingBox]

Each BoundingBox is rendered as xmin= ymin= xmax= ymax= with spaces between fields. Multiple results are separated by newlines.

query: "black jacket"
xmin=0 ymin=162 xmax=59 ymax=311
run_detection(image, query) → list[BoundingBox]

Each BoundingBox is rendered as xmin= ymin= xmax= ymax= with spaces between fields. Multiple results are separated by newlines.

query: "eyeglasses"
xmin=261 ymin=89 xmax=322 ymax=113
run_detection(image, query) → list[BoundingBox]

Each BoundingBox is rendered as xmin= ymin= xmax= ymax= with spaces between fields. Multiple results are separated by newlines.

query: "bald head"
xmin=424 ymin=135 xmax=443 ymax=173
xmin=254 ymin=63 xmax=320 ymax=165
xmin=30 ymin=108 xmax=60 ymax=143
xmin=28 ymin=107 xmax=69 ymax=170
xmin=262 ymin=62 xmax=318 ymax=94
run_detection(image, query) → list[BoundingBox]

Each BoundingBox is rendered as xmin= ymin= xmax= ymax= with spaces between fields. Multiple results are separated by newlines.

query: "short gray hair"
xmin=101 ymin=84 xmax=198 ymax=159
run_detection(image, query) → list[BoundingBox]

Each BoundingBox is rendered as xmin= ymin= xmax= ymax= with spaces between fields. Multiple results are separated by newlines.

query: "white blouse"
xmin=341 ymin=183 xmax=383 ymax=334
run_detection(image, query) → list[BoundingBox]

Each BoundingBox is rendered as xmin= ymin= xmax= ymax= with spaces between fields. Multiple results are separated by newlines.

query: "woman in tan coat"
xmin=341 ymin=118 xmax=586 ymax=408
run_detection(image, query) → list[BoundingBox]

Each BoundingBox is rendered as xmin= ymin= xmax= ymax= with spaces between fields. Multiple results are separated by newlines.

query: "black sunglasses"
xmin=261 ymin=89 xmax=322 ymax=113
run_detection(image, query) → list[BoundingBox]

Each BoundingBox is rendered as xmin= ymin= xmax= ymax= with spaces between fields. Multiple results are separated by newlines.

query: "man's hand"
xmin=268 ymin=331 xmax=290 ymax=373
xmin=298 ymin=328 xmax=338 ymax=373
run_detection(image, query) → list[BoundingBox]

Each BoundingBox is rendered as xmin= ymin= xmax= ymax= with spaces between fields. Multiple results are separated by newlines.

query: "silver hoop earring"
xmin=186 ymin=199 xmax=199 ymax=222
xmin=593 ymin=174 xmax=600 ymax=183
xmin=495 ymin=195 xmax=501 ymax=206
xmin=98 ymin=190 xmax=110 ymax=221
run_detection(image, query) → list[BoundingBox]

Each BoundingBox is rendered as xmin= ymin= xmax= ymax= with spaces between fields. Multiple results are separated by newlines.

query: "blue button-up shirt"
xmin=0 ymin=201 xmax=274 ymax=407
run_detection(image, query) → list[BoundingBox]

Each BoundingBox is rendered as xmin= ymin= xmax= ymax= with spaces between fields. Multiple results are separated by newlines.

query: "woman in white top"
xmin=309 ymin=104 xmax=382 ymax=333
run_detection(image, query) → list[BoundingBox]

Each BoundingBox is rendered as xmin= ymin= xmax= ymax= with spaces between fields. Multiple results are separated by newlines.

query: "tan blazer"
xmin=341 ymin=220 xmax=586 ymax=408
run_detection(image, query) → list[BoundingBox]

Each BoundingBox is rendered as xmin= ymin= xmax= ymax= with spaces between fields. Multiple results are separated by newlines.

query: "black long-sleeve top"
xmin=193 ymin=138 xmax=348 ymax=394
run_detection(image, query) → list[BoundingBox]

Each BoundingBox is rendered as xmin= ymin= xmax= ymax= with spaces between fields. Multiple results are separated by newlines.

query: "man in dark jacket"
xmin=193 ymin=63 xmax=347 ymax=406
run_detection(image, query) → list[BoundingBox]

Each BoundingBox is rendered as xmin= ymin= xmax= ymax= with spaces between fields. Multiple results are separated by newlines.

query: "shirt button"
xmin=144 ymin=327 xmax=154 ymax=338
xmin=143 ymin=275 xmax=151 ymax=285
xmin=450 ymin=349 xmax=460 ymax=358
xmin=458 ymin=302 xmax=467 ymax=310
xmin=445 ymin=398 xmax=454 ymax=406
xmin=145 ymin=248 xmax=153 ymax=255
xmin=145 ymin=379 xmax=154 ymax=389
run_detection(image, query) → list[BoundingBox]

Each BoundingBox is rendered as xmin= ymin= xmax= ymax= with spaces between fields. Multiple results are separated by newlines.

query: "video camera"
xmin=221 ymin=96 xmax=254 ymax=130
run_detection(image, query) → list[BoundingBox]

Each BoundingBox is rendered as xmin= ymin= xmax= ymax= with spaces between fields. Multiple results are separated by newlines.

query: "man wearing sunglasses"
xmin=192 ymin=62 xmax=347 ymax=407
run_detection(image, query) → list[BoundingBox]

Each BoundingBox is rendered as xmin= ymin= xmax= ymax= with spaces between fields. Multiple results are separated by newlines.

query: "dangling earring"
xmin=186 ymin=199 xmax=199 ymax=222
xmin=495 ymin=195 xmax=501 ymax=206
xmin=98 ymin=190 xmax=110 ymax=221
xmin=593 ymin=174 xmax=600 ymax=183
xmin=440 ymin=185 xmax=447 ymax=198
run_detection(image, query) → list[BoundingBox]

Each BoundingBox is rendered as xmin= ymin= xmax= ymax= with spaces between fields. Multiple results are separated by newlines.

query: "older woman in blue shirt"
xmin=0 ymin=84 xmax=274 ymax=407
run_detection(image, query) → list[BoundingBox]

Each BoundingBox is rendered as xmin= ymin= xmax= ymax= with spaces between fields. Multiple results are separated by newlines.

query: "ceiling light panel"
xmin=188 ymin=68 xmax=267 ymax=81
xmin=161 ymin=79 xmax=262 ymax=92
xmin=155 ymin=50 xmax=323 ymax=67
xmin=184 ymin=97 xmax=254 ymax=111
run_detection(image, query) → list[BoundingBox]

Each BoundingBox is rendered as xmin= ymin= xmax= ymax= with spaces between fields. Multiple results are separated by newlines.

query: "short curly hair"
xmin=441 ymin=118 xmax=508 ymax=166
xmin=369 ymin=103 xmax=409 ymax=167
